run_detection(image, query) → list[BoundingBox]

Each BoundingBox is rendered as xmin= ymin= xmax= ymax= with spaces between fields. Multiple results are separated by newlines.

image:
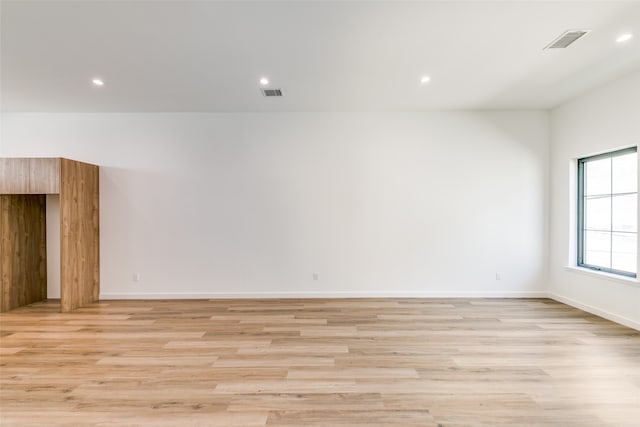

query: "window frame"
xmin=577 ymin=146 xmax=638 ymax=278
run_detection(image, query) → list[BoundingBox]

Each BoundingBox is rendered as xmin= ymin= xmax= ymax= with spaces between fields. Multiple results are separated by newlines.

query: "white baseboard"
xmin=100 ymin=290 xmax=548 ymax=299
xmin=548 ymin=292 xmax=640 ymax=331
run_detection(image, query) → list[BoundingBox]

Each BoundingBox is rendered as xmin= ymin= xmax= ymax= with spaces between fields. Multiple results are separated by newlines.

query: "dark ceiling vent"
xmin=261 ymin=88 xmax=283 ymax=97
xmin=544 ymin=29 xmax=591 ymax=49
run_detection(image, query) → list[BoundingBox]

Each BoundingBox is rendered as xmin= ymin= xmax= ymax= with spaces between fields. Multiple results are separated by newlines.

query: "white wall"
xmin=45 ymin=195 xmax=61 ymax=298
xmin=550 ymin=71 xmax=640 ymax=330
xmin=0 ymin=112 xmax=548 ymax=298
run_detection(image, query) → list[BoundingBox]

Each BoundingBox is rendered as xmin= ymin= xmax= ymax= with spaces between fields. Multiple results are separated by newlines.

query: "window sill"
xmin=564 ymin=266 xmax=640 ymax=286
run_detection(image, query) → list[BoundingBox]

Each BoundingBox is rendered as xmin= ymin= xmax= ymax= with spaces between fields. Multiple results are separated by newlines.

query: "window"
xmin=578 ymin=147 xmax=638 ymax=277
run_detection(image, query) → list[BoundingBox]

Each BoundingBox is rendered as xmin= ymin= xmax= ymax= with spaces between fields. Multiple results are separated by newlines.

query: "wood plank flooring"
xmin=1 ymin=298 xmax=639 ymax=426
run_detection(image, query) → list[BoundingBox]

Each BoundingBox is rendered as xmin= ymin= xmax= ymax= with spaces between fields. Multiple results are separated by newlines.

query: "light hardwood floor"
xmin=1 ymin=298 xmax=639 ymax=426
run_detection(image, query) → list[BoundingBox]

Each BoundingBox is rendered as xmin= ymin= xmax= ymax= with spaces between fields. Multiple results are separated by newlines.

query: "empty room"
xmin=1 ymin=0 xmax=639 ymax=426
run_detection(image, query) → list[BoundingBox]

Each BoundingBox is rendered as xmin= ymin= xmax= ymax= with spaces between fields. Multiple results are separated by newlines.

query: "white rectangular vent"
xmin=261 ymin=89 xmax=283 ymax=97
xmin=544 ymin=30 xmax=590 ymax=49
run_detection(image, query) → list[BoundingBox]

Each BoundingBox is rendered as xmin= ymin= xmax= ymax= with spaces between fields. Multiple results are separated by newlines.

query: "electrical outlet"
xmin=312 ymin=272 xmax=319 ymax=281
xmin=133 ymin=273 xmax=141 ymax=282
xmin=495 ymin=272 xmax=501 ymax=281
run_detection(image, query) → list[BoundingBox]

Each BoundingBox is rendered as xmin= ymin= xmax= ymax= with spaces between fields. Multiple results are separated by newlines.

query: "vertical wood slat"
xmin=0 ymin=194 xmax=47 ymax=312
xmin=60 ymin=159 xmax=100 ymax=312
xmin=29 ymin=158 xmax=61 ymax=194
xmin=0 ymin=159 xmax=30 ymax=193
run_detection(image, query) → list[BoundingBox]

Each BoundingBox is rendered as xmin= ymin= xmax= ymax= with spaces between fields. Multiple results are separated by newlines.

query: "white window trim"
xmin=564 ymin=265 xmax=640 ymax=287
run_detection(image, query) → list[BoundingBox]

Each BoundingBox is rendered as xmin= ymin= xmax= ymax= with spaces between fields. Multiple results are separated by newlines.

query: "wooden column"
xmin=60 ymin=159 xmax=100 ymax=312
xmin=0 ymin=157 xmax=99 ymax=312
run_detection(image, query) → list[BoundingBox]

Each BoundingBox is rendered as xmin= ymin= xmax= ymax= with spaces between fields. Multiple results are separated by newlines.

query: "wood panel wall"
xmin=0 ymin=194 xmax=47 ymax=312
xmin=0 ymin=157 xmax=99 ymax=313
xmin=60 ymin=159 xmax=100 ymax=312
xmin=29 ymin=159 xmax=61 ymax=194
xmin=0 ymin=159 xmax=30 ymax=194
xmin=0 ymin=158 xmax=60 ymax=194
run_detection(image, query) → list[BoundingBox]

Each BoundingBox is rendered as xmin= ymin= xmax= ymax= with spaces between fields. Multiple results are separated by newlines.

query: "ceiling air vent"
xmin=261 ymin=88 xmax=283 ymax=97
xmin=544 ymin=29 xmax=591 ymax=49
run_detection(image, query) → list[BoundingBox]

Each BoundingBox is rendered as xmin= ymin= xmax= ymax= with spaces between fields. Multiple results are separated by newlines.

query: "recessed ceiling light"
xmin=259 ymin=77 xmax=269 ymax=85
xmin=616 ymin=33 xmax=634 ymax=43
xmin=420 ymin=75 xmax=431 ymax=84
xmin=92 ymin=78 xmax=104 ymax=86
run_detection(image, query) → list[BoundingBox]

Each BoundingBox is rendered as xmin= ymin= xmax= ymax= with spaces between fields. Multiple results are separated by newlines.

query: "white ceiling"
xmin=1 ymin=0 xmax=640 ymax=112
